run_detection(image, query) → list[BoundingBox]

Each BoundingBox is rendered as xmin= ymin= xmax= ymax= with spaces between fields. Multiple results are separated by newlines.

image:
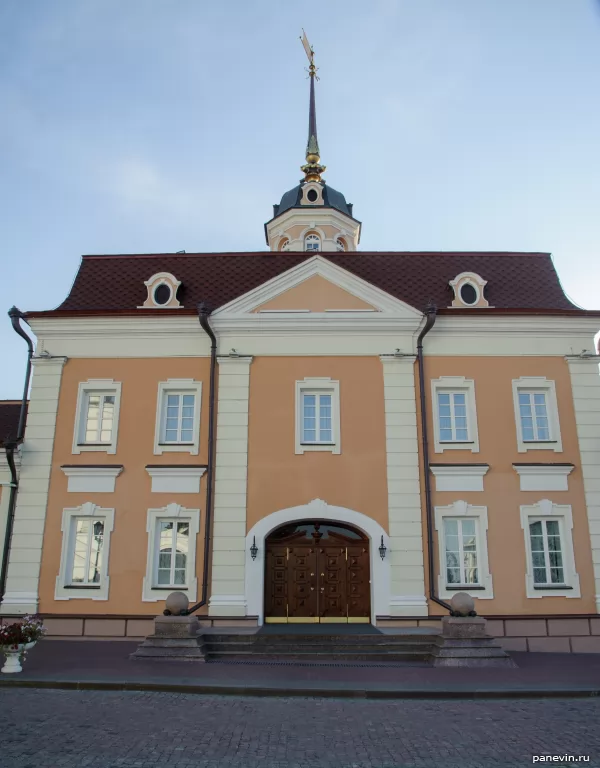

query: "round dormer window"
xmin=459 ymin=283 xmax=478 ymax=305
xmin=153 ymin=283 xmax=172 ymax=306
xmin=307 ymin=188 xmax=319 ymax=203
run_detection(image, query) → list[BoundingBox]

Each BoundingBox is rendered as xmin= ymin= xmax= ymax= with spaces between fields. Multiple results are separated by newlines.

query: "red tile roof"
xmin=26 ymin=251 xmax=592 ymax=317
xmin=0 ymin=401 xmax=26 ymax=447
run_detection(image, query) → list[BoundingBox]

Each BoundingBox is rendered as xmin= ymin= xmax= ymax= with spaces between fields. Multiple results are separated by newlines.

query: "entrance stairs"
xmin=199 ymin=627 xmax=439 ymax=663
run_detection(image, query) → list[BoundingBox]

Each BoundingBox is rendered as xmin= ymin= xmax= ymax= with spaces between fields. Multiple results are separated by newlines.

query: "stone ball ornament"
xmin=449 ymin=592 xmax=477 ymax=617
xmin=164 ymin=591 xmax=190 ymax=616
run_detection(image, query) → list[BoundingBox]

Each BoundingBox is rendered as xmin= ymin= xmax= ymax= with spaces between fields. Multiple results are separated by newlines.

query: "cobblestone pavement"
xmin=0 ymin=689 xmax=599 ymax=768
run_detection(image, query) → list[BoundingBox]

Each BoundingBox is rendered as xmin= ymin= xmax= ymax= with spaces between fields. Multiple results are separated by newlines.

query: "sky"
xmin=1 ymin=0 xmax=600 ymax=397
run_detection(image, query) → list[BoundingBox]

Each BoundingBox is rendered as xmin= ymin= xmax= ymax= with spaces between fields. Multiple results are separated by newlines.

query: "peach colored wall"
xmin=246 ymin=357 xmax=389 ymax=533
xmin=254 ymin=275 xmax=375 ymax=312
xmin=422 ymin=356 xmax=595 ymax=616
xmin=38 ymin=358 xmax=212 ymax=616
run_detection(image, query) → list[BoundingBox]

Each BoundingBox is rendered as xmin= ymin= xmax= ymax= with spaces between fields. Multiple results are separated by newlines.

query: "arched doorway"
xmin=264 ymin=520 xmax=371 ymax=623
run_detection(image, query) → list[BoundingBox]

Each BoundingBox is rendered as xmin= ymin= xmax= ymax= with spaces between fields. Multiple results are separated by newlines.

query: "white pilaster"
xmin=566 ymin=356 xmax=600 ymax=612
xmin=208 ymin=356 xmax=253 ymax=616
xmin=380 ymin=355 xmax=427 ymax=616
xmin=1 ymin=357 xmax=67 ymax=614
xmin=0 ymin=450 xmax=20 ymax=573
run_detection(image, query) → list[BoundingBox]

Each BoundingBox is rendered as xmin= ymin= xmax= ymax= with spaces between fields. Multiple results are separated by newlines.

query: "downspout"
xmin=416 ymin=304 xmax=452 ymax=614
xmin=0 ymin=307 xmax=34 ymax=606
xmin=183 ymin=302 xmax=217 ymax=615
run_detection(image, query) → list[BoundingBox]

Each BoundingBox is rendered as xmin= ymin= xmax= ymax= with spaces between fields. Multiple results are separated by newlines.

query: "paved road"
xmin=0 ymin=689 xmax=599 ymax=768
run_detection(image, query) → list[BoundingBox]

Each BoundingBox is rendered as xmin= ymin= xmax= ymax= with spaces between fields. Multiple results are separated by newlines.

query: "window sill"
xmin=439 ymin=441 xmax=474 ymax=446
xmin=533 ymin=584 xmax=572 ymax=590
xmin=151 ymin=586 xmax=189 ymax=591
xmin=301 ymin=442 xmax=335 ymax=446
xmin=64 ymin=585 xmax=101 ymax=590
xmin=77 ymin=443 xmax=112 ymax=448
xmin=158 ymin=443 xmax=194 ymax=447
xmin=523 ymin=440 xmax=557 ymax=445
xmin=445 ymin=585 xmax=485 ymax=591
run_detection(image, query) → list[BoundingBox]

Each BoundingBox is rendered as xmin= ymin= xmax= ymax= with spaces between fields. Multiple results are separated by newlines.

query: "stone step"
xmin=205 ymin=650 xmax=431 ymax=662
xmin=132 ymin=645 xmax=206 ymax=661
xmin=202 ymin=642 xmax=434 ymax=655
xmin=201 ymin=634 xmax=436 ymax=646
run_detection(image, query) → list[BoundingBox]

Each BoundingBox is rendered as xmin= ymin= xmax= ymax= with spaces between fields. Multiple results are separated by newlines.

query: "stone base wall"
xmin=1 ymin=613 xmax=598 ymax=650
xmin=0 ymin=613 xmax=260 ymax=639
xmin=377 ymin=615 xmax=600 ymax=653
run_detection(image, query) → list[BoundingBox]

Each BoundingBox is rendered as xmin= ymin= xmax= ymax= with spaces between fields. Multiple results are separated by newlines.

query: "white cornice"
xmin=61 ymin=465 xmax=123 ymax=493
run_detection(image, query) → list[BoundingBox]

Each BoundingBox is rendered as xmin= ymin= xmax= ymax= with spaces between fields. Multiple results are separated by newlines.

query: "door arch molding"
xmin=245 ymin=499 xmax=390 ymax=625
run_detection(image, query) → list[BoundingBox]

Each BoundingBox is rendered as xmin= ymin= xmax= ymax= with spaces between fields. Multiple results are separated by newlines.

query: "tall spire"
xmin=300 ymin=30 xmax=326 ymax=183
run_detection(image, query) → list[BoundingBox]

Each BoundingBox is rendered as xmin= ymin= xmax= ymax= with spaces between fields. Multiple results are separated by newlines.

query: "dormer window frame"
xmin=138 ymin=272 xmax=183 ymax=310
xmin=449 ymin=272 xmax=490 ymax=309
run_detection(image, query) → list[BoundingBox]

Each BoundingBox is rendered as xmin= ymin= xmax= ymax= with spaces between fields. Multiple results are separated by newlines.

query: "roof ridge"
xmin=80 ymin=251 xmax=552 ymax=260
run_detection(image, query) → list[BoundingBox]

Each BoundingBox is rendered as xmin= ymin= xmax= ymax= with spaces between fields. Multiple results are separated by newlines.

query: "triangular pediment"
xmin=252 ymin=275 xmax=376 ymax=313
xmin=211 ymin=256 xmax=422 ymax=320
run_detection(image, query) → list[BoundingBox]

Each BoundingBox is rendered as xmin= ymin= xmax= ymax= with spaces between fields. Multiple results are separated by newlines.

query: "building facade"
xmin=2 ymin=58 xmax=600 ymax=651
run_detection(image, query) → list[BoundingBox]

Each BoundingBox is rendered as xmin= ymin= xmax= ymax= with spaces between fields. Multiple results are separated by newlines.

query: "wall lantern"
xmin=250 ymin=536 xmax=258 ymax=561
xmin=379 ymin=535 xmax=387 ymax=560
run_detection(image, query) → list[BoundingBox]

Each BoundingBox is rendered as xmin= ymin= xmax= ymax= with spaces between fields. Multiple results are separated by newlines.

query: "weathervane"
xmin=299 ymin=30 xmax=326 ymax=183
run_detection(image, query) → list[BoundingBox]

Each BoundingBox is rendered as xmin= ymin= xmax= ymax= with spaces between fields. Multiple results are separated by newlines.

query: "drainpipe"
xmin=183 ymin=302 xmax=217 ymax=615
xmin=416 ymin=303 xmax=452 ymax=614
xmin=0 ymin=307 xmax=34 ymax=607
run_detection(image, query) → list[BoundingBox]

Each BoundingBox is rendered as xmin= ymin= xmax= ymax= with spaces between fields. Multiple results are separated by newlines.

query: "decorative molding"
xmin=244 ymin=500 xmax=390 ymax=625
xmin=61 ymin=465 xmax=123 ymax=493
xmin=512 ymin=376 xmax=562 ymax=453
xmin=431 ymin=376 xmax=480 ymax=454
xmin=153 ymin=379 xmax=202 ymax=456
xmin=449 ymin=272 xmax=491 ymax=309
xmin=145 ymin=466 xmax=207 ymax=493
xmin=513 ymin=464 xmax=574 ymax=492
xmin=434 ymin=500 xmax=494 ymax=599
xmin=138 ymin=272 xmax=183 ymax=310
xmin=295 ymin=377 xmax=341 ymax=455
xmin=72 ymin=379 xmax=122 ymax=456
xmin=142 ymin=503 xmax=200 ymax=602
xmin=55 ymin=502 xmax=115 ymax=601
xmin=430 ymin=464 xmax=489 ymax=492
xmin=519 ymin=499 xmax=580 ymax=599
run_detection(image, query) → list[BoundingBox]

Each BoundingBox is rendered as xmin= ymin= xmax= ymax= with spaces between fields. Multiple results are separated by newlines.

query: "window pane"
xmin=446 ymin=567 xmax=461 ymax=584
xmin=533 ymin=393 xmax=546 ymax=406
xmin=438 ymin=393 xmax=450 ymax=405
xmin=461 ymin=519 xmax=475 ymax=536
xmin=157 ymin=569 xmax=171 ymax=585
xmin=71 ymin=519 xmax=90 ymax=583
xmin=165 ymin=429 xmax=178 ymax=442
xmin=533 ymin=568 xmax=547 ymax=584
xmin=453 ymin=393 xmax=465 ymax=405
xmin=180 ymin=430 xmax=193 ymax=442
xmin=303 ymin=429 xmax=316 ymax=442
xmin=455 ymin=429 xmax=468 ymax=441
xmin=89 ymin=521 xmax=104 ymax=583
xmin=182 ymin=395 xmax=195 ymax=406
xmin=444 ymin=519 xmax=458 ymax=536
xmin=167 ymin=394 xmax=179 ymax=406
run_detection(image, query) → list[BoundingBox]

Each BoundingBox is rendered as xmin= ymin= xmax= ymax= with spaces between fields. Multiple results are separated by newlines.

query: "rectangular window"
xmin=443 ymin=517 xmax=479 ymax=586
xmin=529 ymin=519 xmax=565 ymax=585
xmin=302 ymin=393 xmax=333 ymax=444
xmin=69 ymin=517 xmax=105 ymax=586
xmin=155 ymin=520 xmax=190 ymax=587
xmin=518 ymin=392 xmax=550 ymax=442
xmin=83 ymin=394 xmax=115 ymax=444
xmin=161 ymin=393 xmax=196 ymax=444
xmin=437 ymin=392 xmax=469 ymax=442
xmin=73 ymin=380 xmax=122 ymax=455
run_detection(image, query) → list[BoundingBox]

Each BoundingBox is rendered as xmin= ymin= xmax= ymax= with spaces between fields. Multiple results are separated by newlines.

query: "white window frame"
xmin=154 ymin=379 xmax=202 ymax=455
xmin=431 ymin=376 xmax=479 ymax=453
xmin=295 ymin=377 xmax=341 ymax=454
xmin=434 ymin=501 xmax=493 ymax=599
xmin=304 ymin=233 xmax=321 ymax=251
xmin=512 ymin=377 xmax=562 ymax=453
xmin=55 ymin=502 xmax=115 ymax=600
xmin=142 ymin=503 xmax=200 ymax=602
xmin=520 ymin=499 xmax=580 ymax=598
xmin=72 ymin=379 xmax=122 ymax=455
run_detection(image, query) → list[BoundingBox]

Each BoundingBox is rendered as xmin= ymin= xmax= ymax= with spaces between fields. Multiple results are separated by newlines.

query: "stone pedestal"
xmin=131 ymin=615 xmax=206 ymax=662
xmin=431 ymin=616 xmax=517 ymax=667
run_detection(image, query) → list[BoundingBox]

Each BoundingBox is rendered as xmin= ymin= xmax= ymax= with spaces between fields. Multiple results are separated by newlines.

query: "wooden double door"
xmin=264 ymin=521 xmax=371 ymax=623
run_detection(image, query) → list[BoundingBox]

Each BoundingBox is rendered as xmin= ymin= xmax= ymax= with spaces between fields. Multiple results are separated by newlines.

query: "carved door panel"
xmin=287 ymin=546 xmax=318 ymax=621
xmin=317 ymin=547 xmax=347 ymax=621
xmin=264 ymin=545 xmax=288 ymax=621
xmin=346 ymin=544 xmax=371 ymax=619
